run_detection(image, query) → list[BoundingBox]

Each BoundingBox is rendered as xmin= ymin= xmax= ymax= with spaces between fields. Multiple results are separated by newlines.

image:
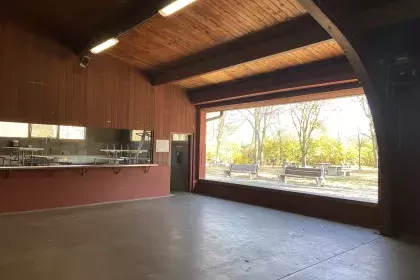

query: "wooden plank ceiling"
xmin=104 ymin=0 xmax=347 ymax=91
xmin=3 ymin=0 xmax=348 ymax=96
xmin=106 ymin=0 xmax=307 ymax=70
xmin=1 ymin=0 xmax=151 ymax=52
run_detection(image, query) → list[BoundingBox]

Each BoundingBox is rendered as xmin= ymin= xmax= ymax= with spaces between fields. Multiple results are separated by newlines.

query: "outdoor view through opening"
xmin=205 ymin=95 xmax=379 ymax=203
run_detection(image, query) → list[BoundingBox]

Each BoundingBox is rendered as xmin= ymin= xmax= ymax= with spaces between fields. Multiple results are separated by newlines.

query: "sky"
xmin=207 ymin=96 xmax=372 ymax=146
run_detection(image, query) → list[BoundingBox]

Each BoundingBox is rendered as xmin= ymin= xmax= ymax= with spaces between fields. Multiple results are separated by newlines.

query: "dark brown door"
xmin=170 ymin=135 xmax=190 ymax=192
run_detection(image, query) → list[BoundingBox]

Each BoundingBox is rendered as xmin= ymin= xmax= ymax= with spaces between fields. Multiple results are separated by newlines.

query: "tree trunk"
xmin=253 ymin=129 xmax=259 ymax=164
xmin=301 ymin=154 xmax=307 ymax=167
xmin=258 ymin=140 xmax=264 ymax=165
xmin=300 ymin=140 xmax=307 ymax=166
xmin=367 ymin=119 xmax=378 ymax=168
xmin=371 ymin=134 xmax=378 ymax=168
xmin=215 ymin=140 xmax=221 ymax=162
xmin=215 ymin=116 xmax=226 ymax=162
xmin=360 ymin=96 xmax=378 ymax=169
xmin=357 ymin=132 xmax=362 ymax=171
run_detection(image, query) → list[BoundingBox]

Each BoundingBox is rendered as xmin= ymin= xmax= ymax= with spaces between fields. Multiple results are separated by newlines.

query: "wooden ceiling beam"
xmin=188 ymin=56 xmax=357 ymax=105
xmin=150 ymin=15 xmax=331 ymax=85
xmin=199 ymin=82 xmax=363 ymax=112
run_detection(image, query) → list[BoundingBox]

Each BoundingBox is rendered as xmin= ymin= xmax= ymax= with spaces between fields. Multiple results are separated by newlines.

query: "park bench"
xmin=279 ymin=167 xmax=325 ymax=187
xmin=225 ymin=164 xmax=258 ymax=179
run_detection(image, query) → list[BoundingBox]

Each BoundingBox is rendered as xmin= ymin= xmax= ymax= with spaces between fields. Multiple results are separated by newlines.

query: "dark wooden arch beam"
xmin=188 ymin=56 xmax=356 ymax=105
xmin=150 ymin=15 xmax=331 ymax=85
xmin=296 ymin=0 xmax=420 ymax=236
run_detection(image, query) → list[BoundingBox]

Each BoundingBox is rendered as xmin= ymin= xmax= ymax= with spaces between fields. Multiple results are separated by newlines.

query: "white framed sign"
xmin=156 ymin=139 xmax=170 ymax=153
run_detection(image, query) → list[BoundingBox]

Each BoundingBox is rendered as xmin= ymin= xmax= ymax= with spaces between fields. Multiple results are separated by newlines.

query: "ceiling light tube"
xmin=159 ymin=0 xmax=197 ymax=17
xmin=90 ymin=38 xmax=119 ymax=54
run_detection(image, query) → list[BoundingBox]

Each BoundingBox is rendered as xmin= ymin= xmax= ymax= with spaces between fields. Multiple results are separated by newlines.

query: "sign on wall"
xmin=156 ymin=139 xmax=170 ymax=153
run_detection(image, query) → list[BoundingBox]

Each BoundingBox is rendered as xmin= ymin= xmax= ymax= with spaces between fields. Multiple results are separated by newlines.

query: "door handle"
xmin=176 ymin=151 xmax=181 ymax=164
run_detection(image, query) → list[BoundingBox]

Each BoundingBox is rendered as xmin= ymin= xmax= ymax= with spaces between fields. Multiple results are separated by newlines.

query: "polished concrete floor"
xmin=0 ymin=193 xmax=419 ymax=279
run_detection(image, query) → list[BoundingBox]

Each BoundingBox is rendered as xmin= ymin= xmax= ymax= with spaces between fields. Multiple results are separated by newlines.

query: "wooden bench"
xmin=225 ymin=164 xmax=258 ymax=179
xmin=279 ymin=167 xmax=325 ymax=187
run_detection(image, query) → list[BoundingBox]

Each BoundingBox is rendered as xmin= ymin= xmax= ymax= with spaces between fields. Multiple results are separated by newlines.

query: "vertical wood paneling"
xmin=152 ymin=84 xmax=196 ymax=165
xmin=90 ymin=58 xmax=107 ymax=128
xmin=134 ymin=74 xmax=150 ymax=130
xmin=86 ymin=59 xmax=95 ymax=126
xmin=0 ymin=22 xmax=196 ymax=166
xmin=128 ymin=68 xmax=136 ymax=129
xmin=0 ymin=23 xmax=3 ymax=114
xmin=77 ymin=63 xmax=88 ymax=126
xmin=65 ymin=60 xmax=75 ymax=125
xmin=109 ymin=60 xmax=119 ymax=128
xmin=57 ymin=54 xmax=67 ymax=125
xmin=8 ymin=28 xmax=21 ymax=122
xmin=117 ymin=63 xmax=129 ymax=129
xmin=1 ymin=25 xmax=12 ymax=120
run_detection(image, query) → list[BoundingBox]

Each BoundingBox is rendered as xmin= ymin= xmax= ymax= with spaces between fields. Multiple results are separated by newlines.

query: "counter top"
xmin=2 ymin=147 xmax=44 ymax=151
xmin=0 ymin=164 xmax=158 ymax=171
xmin=100 ymin=149 xmax=148 ymax=153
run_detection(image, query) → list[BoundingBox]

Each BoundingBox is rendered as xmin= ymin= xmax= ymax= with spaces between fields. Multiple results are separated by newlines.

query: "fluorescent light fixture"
xmin=90 ymin=38 xmax=119 ymax=54
xmin=159 ymin=0 xmax=197 ymax=17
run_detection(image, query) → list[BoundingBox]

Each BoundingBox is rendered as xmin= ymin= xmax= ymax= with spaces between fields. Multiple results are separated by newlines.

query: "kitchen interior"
xmin=0 ymin=122 xmax=153 ymax=168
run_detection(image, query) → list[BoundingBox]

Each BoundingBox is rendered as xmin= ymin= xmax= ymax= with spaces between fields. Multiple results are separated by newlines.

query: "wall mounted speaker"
xmin=80 ymin=55 xmax=91 ymax=68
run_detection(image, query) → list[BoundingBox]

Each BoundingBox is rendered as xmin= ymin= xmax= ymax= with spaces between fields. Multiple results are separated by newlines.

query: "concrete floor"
xmin=0 ymin=194 xmax=419 ymax=280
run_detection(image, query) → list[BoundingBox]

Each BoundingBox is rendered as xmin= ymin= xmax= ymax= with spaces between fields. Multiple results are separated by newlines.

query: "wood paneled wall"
xmin=0 ymin=21 xmax=196 ymax=165
xmin=154 ymin=84 xmax=196 ymax=164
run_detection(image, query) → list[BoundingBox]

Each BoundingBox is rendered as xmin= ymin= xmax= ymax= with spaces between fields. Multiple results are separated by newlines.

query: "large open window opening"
xmin=205 ymin=95 xmax=379 ymax=203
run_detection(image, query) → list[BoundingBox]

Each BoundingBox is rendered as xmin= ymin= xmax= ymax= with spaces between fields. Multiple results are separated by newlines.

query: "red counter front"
xmin=0 ymin=166 xmax=170 ymax=213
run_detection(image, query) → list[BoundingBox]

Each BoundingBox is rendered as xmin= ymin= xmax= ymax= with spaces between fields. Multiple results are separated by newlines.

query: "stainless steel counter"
xmin=0 ymin=164 xmax=159 ymax=171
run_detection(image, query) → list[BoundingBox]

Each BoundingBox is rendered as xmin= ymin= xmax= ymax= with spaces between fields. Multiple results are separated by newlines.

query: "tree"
xmin=207 ymin=112 xmax=241 ymax=162
xmin=239 ymin=106 xmax=281 ymax=165
xmin=344 ymin=146 xmax=358 ymax=166
xmin=310 ymin=135 xmax=345 ymax=166
xmin=264 ymin=138 xmax=280 ymax=166
xmin=356 ymin=96 xmax=378 ymax=168
xmin=349 ymin=129 xmax=375 ymax=169
xmin=290 ymin=101 xmax=324 ymax=166
xmin=355 ymin=129 xmax=366 ymax=170
xmin=232 ymin=144 xmax=253 ymax=164
xmin=264 ymin=135 xmax=301 ymax=166
xmin=361 ymin=141 xmax=375 ymax=167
